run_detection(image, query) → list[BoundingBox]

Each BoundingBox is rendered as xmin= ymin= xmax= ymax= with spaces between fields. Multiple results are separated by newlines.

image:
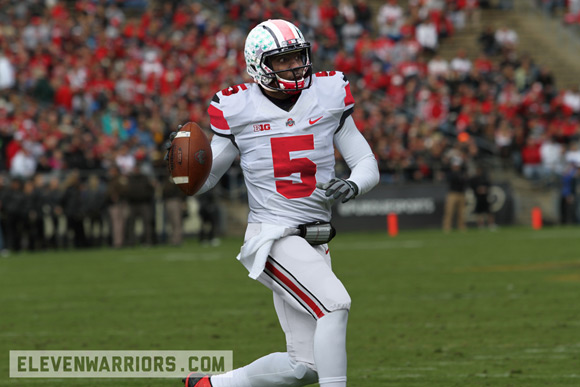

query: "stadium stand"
xmin=0 ymin=0 xmax=578 ymax=251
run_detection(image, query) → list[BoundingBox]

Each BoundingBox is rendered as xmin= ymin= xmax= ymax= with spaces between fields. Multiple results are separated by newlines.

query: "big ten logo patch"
xmin=253 ymin=123 xmax=271 ymax=132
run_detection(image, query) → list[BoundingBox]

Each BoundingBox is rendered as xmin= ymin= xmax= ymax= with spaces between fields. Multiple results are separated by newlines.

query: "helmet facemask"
xmin=259 ymin=45 xmax=313 ymax=94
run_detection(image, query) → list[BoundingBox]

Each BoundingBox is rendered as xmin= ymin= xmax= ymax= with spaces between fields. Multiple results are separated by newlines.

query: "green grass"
xmin=1 ymin=226 xmax=580 ymax=386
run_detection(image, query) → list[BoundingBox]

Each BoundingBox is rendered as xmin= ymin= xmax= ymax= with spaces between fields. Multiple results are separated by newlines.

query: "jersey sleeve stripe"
xmin=208 ymin=104 xmax=230 ymax=131
xmin=344 ymin=82 xmax=355 ymax=108
xmin=211 ymin=130 xmax=238 ymax=149
xmin=335 ymin=107 xmax=354 ymax=134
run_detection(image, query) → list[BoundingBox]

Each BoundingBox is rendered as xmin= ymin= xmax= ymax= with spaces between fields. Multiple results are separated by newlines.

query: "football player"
xmin=179 ymin=19 xmax=379 ymax=387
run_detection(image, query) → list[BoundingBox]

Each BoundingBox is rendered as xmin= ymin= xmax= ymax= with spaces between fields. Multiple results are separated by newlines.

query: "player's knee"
xmin=325 ymin=288 xmax=351 ymax=313
xmin=320 ymin=308 xmax=349 ymax=329
xmin=292 ymin=360 xmax=318 ymax=384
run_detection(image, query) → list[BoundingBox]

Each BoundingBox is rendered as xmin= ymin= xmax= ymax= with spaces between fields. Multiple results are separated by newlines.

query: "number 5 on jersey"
xmin=271 ymin=135 xmax=317 ymax=199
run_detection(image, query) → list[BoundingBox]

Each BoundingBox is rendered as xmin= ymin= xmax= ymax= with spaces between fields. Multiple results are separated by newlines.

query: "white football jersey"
xmin=208 ymin=71 xmax=355 ymax=227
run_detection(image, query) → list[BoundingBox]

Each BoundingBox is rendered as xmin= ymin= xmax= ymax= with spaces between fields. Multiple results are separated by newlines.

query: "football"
xmin=167 ymin=122 xmax=213 ymax=196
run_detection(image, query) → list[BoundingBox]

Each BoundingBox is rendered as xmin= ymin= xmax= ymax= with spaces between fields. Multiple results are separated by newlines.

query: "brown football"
xmin=167 ymin=122 xmax=212 ymax=196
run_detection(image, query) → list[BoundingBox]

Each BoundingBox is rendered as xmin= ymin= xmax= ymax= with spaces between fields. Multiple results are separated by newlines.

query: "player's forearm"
xmin=196 ymin=135 xmax=238 ymax=195
xmin=347 ymin=153 xmax=380 ymax=195
xmin=334 ymin=116 xmax=379 ymax=196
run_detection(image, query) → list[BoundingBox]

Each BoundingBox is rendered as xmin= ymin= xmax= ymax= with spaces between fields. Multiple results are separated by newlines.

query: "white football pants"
xmin=210 ymin=224 xmax=350 ymax=387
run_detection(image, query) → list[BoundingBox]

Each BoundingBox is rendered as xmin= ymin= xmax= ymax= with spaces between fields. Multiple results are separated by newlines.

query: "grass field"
xmin=1 ymin=226 xmax=580 ymax=386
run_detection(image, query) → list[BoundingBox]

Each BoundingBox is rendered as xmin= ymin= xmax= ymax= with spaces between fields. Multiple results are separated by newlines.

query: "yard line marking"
xmin=550 ymin=273 xmax=580 ymax=282
xmin=525 ymin=345 xmax=580 ymax=353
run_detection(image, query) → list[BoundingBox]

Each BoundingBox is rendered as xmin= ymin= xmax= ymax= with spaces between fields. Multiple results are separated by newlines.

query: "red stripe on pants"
xmin=265 ymin=261 xmax=325 ymax=318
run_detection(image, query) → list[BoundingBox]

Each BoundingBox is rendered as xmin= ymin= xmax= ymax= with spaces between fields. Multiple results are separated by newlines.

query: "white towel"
xmin=236 ymin=224 xmax=298 ymax=279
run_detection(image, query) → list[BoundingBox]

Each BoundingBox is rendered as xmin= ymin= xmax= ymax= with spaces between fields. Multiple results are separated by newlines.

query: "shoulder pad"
xmin=208 ymin=83 xmax=253 ymax=136
xmin=312 ymin=71 xmax=355 ymax=112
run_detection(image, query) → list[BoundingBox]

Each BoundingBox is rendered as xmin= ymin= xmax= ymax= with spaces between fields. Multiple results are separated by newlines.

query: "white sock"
xmin=313 ymin=310 xmax=348 ymax=387
xmin=210 ymin=352 xmax=317 ymax=387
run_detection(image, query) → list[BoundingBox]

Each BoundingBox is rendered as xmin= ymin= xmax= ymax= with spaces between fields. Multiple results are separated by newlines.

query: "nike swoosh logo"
xmin=309 ymin=116 xmax=323 ymax=125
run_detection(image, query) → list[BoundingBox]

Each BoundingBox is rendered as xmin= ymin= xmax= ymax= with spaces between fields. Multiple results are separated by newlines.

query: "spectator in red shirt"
xmin=521 ymin=136 xmax=543 ymax=180
xmin=473 ymin=51 xmax=494 ymax=74
xmin=334 ymin=48 xmax=360 ymax=74
xmin=362 ymin=62 xmax=391 ymax=92
xmin=53 ymin=78 xmax=73 ymax=111
xmin=318 ymin=0 xmax=338 ymax=23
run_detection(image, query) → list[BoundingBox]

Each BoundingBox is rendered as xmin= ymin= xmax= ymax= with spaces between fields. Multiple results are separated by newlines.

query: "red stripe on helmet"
xmin=270 ymin=19 xmax=297 ymax=42
xmin=265 ymin=261 xmax=325 ymax=318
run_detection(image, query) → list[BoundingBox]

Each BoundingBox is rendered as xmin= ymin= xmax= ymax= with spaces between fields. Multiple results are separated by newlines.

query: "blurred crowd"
xmin=538 ymin=0 xmax=580 ymax=24
xmin=0 ymin=165 xmax=194 ymax=253
xmin=0 ymin=0 xmax=579 ymax=252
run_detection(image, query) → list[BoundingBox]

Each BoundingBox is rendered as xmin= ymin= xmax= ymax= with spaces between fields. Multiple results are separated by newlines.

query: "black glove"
xmin=316 ymin=178 xmax=359 ymax=203
xmin=163 ymin=125 xmax=182 ymax=162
